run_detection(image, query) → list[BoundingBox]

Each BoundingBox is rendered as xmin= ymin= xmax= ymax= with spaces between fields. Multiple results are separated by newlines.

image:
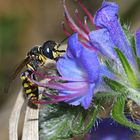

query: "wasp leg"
xmin=57 ymin=50 xmax=66 ymax=53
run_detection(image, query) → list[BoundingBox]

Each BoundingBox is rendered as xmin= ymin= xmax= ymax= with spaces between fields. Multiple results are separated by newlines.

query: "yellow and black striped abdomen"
xmin=20 ymin=70 xmax=38 ymax=102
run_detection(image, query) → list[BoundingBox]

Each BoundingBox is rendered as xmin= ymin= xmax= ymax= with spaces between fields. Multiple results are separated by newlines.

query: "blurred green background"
xmin=0 ymin=0 xmax=140 ymax=139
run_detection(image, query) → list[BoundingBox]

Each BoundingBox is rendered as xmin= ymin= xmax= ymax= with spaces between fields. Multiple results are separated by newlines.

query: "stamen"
xmin=84 ymin=16 xmax=90 ymax=33
xmin=48 ymin=80 xmax=86 ymax=91
xmin=64 ymin=14 xmax=78 ymax=34
xmin=32 ymin=71 xmax=83 ymax=82
xmin=78 ymin=0 xmax=94 ymax=24
xmin=75 ymin=9 xmax=89 ymax=34
xmin=33 ymin=90 xmax=86 ymax=105
xmin=64 ymin=13 xmax=89 ymax=42
xmin=65 ymin=16 xmax=89 ymax=42
xmin=61 ymin=21 xmax=71 ymax=36
xmin=29 ymin=76 xmax=86 ymax=91
xmin=41 ymin=91 xmax=83 ymax=99
xmin=80 ymin=41 xmax=97 ymax=51
xmin=41 ymin=92 xmax=63 ymax=99
xmin=33 ymin=98 xmax=66 ymax=105
xmin=63 ymin=0 xmax=89 ymax=41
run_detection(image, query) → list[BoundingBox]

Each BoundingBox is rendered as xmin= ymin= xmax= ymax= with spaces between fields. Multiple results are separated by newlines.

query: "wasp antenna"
xmin=57 ymin=35 xmax=70 ymax=48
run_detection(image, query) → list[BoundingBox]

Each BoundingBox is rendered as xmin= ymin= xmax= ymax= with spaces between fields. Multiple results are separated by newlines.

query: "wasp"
xmin=6 ymin=38 xmax=67 ymax=103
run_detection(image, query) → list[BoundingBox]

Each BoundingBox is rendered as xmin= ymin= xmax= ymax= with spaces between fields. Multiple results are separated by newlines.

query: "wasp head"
xmin=40 ymin=40 xmax=59 ymax=60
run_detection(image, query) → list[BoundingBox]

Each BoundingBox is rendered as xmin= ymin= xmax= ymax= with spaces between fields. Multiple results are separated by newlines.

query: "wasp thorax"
xmin=27 ymin=46 xmax=40 ymax=58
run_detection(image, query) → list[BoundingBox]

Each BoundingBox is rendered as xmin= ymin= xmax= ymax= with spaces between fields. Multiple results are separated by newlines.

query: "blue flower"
xmin=90 ymin=2 xmax=135 ymax=65
xmin=56 ymin=33 xmax=100 ymax=109
xmin=88 ymin=118 xmax=135 ymax=140
xmin=62 ymin=0 xmax=137 ymax=66
xmin=30 ymin=0 xmax=117 ymax=109
xmin=88 ymin=1 xmax=140 ymax=88
xmin=31 ymin=1 xmax=138 ymax=109
xmin=56 ymin=33 xmax=114 ymax=109
xmin=30 ymin=33 xmax=100 ymax=109
xmin=31 ymin=32 xmax=113 ymax=109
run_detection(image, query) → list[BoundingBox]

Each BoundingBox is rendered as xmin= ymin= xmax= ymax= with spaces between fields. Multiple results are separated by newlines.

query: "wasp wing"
xmin=10 ymin=57 xmax=30 ymax=80
xmin=4 ymin=57 xmax=31 ymax=93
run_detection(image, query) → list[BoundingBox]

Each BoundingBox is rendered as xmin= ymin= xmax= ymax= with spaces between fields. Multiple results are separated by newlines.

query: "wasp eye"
xmin=41 ymin=40 xmax=57 ymax=59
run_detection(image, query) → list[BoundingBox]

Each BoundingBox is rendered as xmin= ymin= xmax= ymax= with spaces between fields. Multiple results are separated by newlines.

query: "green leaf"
xmin=123 ymin=26 xmax=140 ymax=72
xmin=115 ymin=48 xmax=138 ymax=88
xmin=39 ymin=103 xmax=99 ymax=140
xmin=112 ymin=97 xmax=140 ymax=131
xmin=131 ymin=36 xmax=137 ymax=56
xmin=71 ymin=105 xmax=99 ymax=135
xmin=95 ymin=91 xmax=117 ymax=98
xmin=136 ymin=57 xmax=140 ymax=72
xmin=103 ymin=76 xmax=129 ymax=96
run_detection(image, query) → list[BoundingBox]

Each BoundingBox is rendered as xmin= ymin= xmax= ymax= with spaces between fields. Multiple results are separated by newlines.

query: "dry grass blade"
xmin=9 ymin=89 xmax=25 ymax=140
xmin=9 ymin=89 xmax=39 ymax=140
xmin=22 ymin=105 xmax=39 ymax=140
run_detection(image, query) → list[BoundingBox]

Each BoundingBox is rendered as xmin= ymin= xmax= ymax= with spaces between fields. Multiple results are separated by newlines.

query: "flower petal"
xmin=59 ymin=82 xmax=95 ymax=109
xmin=95 ymin=2 xmax=119 ymax=24
xmin=59 ymin=81 xmax=88 ymax=105
xmin=94 ymin=64 xmax=117 ymax=93
xmin=94 ymin=2 xmax=134 ymax=64
xmin=81 ymin=84 xmax=95 ymax=109
xmin=57 ymin=55 xmax=86 ymax=80
xmin=66 ymin=33 xmax=100 ymax=82
xmin=78 ymin=46 xmax=100 ymax=82
xmin=66 ymin=33 xmax=83 ymax=59
xmin=136 ymin=28 xmax=140 ymax=58
xmin=89 ymin=28 xmax=118 ymax=60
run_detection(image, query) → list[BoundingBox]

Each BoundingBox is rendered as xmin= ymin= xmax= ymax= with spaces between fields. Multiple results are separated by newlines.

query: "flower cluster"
xmin=31 ymin=0 xmax=140 ymax=113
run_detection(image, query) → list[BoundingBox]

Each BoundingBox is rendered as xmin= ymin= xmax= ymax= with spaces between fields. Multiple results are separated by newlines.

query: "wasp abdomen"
xmin=20 ymin=70 xmax=38 ymax=101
